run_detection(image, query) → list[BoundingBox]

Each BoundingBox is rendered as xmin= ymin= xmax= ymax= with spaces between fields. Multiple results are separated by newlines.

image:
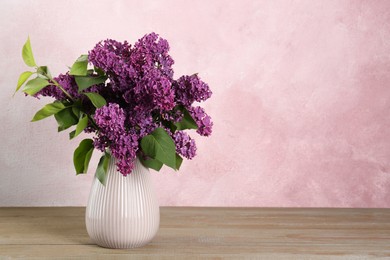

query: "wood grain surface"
xmin=0 ymin=207 xmax=389 ymax=259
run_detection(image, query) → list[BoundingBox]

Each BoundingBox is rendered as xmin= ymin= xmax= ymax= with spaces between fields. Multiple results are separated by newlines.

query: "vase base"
xmin=95 ymin=240 xmax=154 ymax=249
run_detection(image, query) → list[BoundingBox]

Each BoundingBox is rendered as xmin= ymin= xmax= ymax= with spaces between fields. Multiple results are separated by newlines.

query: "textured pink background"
xmin=1 ymin=0 xmax=390 ymax=207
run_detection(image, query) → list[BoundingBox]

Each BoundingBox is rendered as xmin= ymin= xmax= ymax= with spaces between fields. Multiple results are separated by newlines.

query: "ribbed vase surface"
xmin=85 ymin=157 xmax=160 ymax=248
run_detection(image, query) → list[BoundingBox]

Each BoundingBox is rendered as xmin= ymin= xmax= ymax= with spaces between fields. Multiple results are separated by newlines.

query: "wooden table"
xmin=0 ymin=207 xmax=389 ymax=259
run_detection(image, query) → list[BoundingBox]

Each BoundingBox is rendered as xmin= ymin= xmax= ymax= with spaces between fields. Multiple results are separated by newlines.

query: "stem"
xmin=87 ymin=114 xmax=99 ymax=130
xmin=38 ymin=68 xmax=74 ymax=101
xmin=51 ymin=78 xmax=74 ymax=102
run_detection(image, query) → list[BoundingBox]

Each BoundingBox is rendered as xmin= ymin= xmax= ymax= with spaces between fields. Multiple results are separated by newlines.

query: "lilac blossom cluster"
xmin=173 ymin=131 xmax=197 ymax=159
xmin=93 ymin=104 xmax=139 ymax=176
xmin=174 ymin=75 xmax=212 ymax=106
xmin=36 ymin=33 xmax=213 ymax=176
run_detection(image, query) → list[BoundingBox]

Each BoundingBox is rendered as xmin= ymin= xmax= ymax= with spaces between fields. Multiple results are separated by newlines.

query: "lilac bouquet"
xmin=16 ymin=33 xmax=212 ymax=184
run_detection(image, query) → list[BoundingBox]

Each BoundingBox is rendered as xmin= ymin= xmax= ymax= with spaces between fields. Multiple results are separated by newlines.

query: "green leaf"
xmin=75 ymin=75 xmax=107 ymax=92
xmin=94 ymin=66 xmax=105 ymax=76
xmin=31 ymin=102 xmax=66 ymax=122
xmin=140 ymin=127 xmax=176 ymax=169
xmin=73 ymin=139 xmax=94 ymax=174
xmin=74 ymin=115 xmax=88 ymax=138
xmin=168 ymin=122 xmax=177 ymax=133
xmin=176 ymin=154 xmax=183 ymax=170
xmin=37 ymin=66 xmax=51 ymax=78
xmin=72 ymin=106 xmax=81 ymax=119
xmin=69 ymin=130 xmax=76 ymax=140
xmin=23 ymin=77 xmax=50 ymax=96
xmin=16 ymin=71 xmax=34 ymax=93
xmin=71 ymin=100 xmax=82 ymax=119
xmin=139 ymin=156 xmax=163 ymax=171
xmin=84 ymin=92 xmax=107 ymax=108
xmin=175 ymin=107 xmax=198 ymax=130
xmin=22 ymin=37 xmax=36 ymax=67
xmin=69 ymin=55 xmax=88 ymax=76
xmin=95 ymin=152 xmax=111 ymax=185
xmin=54 ymin=107 xmax=78 ymax=131
xmin=84 ymin=148 xmax=94 ymax=173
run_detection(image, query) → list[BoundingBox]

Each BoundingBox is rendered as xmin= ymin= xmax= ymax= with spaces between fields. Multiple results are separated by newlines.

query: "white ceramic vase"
xmin=85 ymin=156 xmax=160 ymax=248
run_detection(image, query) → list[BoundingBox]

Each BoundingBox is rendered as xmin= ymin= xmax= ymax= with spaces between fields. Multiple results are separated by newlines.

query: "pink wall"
xmin=1 ymin=0 xmax=390 ymax=207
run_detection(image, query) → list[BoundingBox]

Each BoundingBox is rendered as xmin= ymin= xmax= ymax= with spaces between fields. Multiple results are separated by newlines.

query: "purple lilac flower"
xmin=189 ymin=106 xmax=213 ymax=136
xmin=110 ymin=133 xmax=138 ymax=176
xmin=162 ymin=109 xmax=183 ymax=123
xmin=35 ymin=73 xmax=79 ymax=100
xmin=173 ymin=131 xmax=197 ymax=159
xmin=93 ymin=135 xmax=110 ymax=152
xmin=35 ymin=83 xmax=61 ymax=100
xmin=93 ymin=103 xmax=124 ymax=154
xmin=125 ymin=110 xmax=160 ymax=138
xmin=88 ymin=39 xmax=136 ymax=94
xmin=94 ymin=103 xmax=126 ymax=140
xmin=88 ymin=39 xmax=135 ymax=89
xmin=131 ymin=32 xmax=174 ymax=78
xmin=133 ymin=70 xmax=175 ymax=111
xmin=174 ymin=74 xmax=212 ymax=107
xmin=94 ymin=103 xmax=140 ymax=175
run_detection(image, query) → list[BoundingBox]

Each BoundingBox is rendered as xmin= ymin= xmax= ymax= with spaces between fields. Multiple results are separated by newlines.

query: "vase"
xmin=85 ymin=156 xmax=160 ymax=248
